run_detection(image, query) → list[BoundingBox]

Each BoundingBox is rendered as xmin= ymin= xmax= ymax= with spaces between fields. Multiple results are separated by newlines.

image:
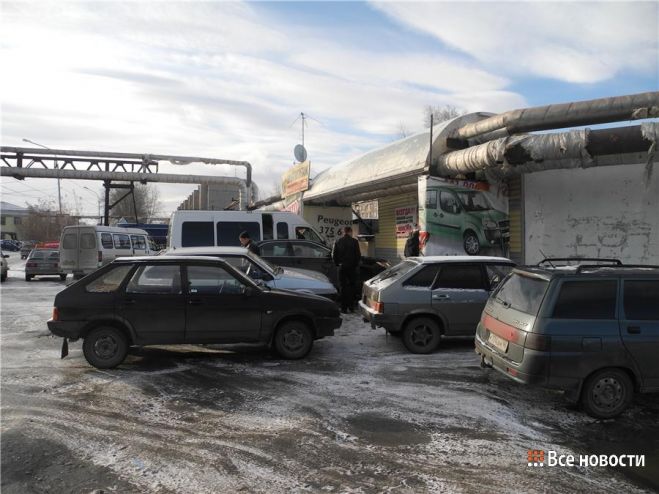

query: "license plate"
xmin=488 ymin=332 xmax=509 ymax=353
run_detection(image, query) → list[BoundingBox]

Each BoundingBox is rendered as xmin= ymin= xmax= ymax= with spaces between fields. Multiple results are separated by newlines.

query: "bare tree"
xmin=396 ymin=122 xmax=411 ymax=139
xmin=424 ymin=104 xmax=464 ymax=127
xmin=109 ymin=183 xmax=161 ymax=224
xmin=21 ymin=199 xmax=78 ymax=241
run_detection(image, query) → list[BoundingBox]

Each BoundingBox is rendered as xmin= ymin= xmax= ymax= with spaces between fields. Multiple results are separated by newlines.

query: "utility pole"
xmin=300 ymin=112 xmax=306 ymax=147
xmin=22 ymin=138 xmax=62 ymax=214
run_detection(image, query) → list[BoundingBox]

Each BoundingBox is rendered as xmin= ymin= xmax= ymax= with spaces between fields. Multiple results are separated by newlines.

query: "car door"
xmin=118 ymin=263 xmax=186 ymax=344
xmin=184 ymin=263 xmax=262 ymax=343
xmin=431 ymin=263 xmax=489 ymax=335
xmin=289 ymin=241 xmax=334 ymax=278
xmin=620 ymin=279 xmax=659 ymax=389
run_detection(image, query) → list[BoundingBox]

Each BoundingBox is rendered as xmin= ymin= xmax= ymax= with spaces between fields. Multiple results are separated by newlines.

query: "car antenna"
xmin=539 ymin=249 xmax=555 ymax=268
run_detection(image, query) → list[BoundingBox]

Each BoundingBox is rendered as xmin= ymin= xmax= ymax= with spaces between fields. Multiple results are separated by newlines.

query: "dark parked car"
xmin=47 ymin=256 xmax=341 ymax=368
xmin=25 ymin=248 xmax=67 ymax=281
xmin=1 ymin=239 xmax=20 ymax=252
xmin=256 ymin=239 xmax=389 ymax=289
xmin=475 ymin=258 xmax=659 ymax=419
xmin=360 ymin=256 xmax=515 ymax=353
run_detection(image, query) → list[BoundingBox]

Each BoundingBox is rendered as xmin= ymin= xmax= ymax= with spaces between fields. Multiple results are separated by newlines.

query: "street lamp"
xmin=82 ymin=185 xmax=103 ymax=224
xmin=22 ymin=138 xmax=62 ymax=214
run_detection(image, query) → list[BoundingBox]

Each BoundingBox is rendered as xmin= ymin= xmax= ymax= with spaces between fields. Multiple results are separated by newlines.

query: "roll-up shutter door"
xmin=507 ymin=175 xmax=524 ymax=264
xmin=375 ymin=192 xmax=418 ymax=262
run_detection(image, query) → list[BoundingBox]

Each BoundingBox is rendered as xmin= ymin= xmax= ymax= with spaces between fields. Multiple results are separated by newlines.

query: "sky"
xmin=1 ymin=0 xmax=657 ymax=217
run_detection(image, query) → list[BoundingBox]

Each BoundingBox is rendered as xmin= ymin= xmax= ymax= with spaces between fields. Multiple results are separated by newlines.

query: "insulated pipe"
xmin=453 ymin=92 xmax=659 ymax=140
xmin=438 ymin=123 xmax=658 ymax=175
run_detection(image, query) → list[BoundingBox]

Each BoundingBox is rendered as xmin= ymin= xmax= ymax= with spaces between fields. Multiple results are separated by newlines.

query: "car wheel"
xmin=402 ymin=317 xmax=441 ymax=354
xmin=82 ymin=327 xmax=128 ymax=369
xmin=59 ymin=274 xmax=67 ymax=281
xmin=580 ymin=368 xmax=633 ymax=419
xmin=273 ymin=321 xmax=313 ymax=359
xmin=25 ymin=274 xmax=32 ymax=281
xmin=463 ymin=231 xmax=480 ymax=256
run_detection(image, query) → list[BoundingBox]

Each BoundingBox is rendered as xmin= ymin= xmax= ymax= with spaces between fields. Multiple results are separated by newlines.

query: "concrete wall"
xmin=524 ymin=163 xmax=659 ymax=264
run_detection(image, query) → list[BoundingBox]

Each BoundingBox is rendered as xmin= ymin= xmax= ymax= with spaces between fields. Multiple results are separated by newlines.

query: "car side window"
xmin=126 ymin=265 xmax=182 ymax=295
xmin=439 ymin=191 xmax=460 ymax=214
xmin=101 ymin=233 xmax=113 ymax=249
xmin=404 ymin=265 xmax=440 ymax=288
xmin=276 ymin=222 xmax=289 ymax=239
xmin=131 ymin=235 xmax=147 ymax=250
xmin=435 ymin=264 xmax=485 ymax=289
xmin=113 ymin=234 xmax=131 ymax=250
xmin=86 ymin=265 xmax=134 ymax=293
xmin=623 ymin=280 xmax=659 ymax=320
xmin=485 ymin=264 xmax=514 ymax=290
xmin=187 ymin=265 xmax=247 ymax=295
xmin=259 ymin=242 xmax=292 ymax=257
xmin=552 ymin=280 xmax=617 ymax=319
xmin=426 ymin=190 xmax=438 ymax=209
xmin=292 ymin=243 xmax=329 ymax=258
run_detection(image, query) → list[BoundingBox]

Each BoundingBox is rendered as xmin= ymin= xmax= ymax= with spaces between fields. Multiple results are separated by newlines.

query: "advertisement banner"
xmin=303 ymin=205 xmax=353 ymax=243
xmin=395 ymin=206 xmax=418 ymax=239
xmin=281 ymin=161 xmax=310 ymax=198
xmin=418 ymin=176 xmax=509 ymax=256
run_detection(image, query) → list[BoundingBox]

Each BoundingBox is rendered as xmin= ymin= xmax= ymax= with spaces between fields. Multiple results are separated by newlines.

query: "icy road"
xmin=1 ymin=252 xmax=658 ymax=493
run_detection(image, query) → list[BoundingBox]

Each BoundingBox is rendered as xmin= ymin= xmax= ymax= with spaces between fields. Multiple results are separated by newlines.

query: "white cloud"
xmin=371 ymin=1 xmax=658 ymax=83
xmin=1 ymin=1 xmax=532 ymax=213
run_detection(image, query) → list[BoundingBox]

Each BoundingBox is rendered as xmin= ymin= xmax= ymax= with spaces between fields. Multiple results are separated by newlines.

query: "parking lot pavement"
xmin=1 ymin=252 xmax=658 ymax=493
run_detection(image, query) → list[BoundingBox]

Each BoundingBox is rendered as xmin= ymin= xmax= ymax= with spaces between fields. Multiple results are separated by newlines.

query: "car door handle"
xmin=627 ymin=326 xmax=641 ymax=334
xmin=188 ymin=299 xmax=203 ymax=306
xmin=433 ymin=294 xmax=450 ymax=300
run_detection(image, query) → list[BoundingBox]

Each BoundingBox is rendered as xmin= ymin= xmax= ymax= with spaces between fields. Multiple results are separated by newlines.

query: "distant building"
xmin=0 ymin=202 xmax=29 ymax=240
xmin=177 ymin=182 xmax=259 ymax=211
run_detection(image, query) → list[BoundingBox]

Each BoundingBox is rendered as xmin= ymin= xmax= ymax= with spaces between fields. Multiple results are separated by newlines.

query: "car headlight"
xmin=483 ymin=219 xmax=497 ymax=229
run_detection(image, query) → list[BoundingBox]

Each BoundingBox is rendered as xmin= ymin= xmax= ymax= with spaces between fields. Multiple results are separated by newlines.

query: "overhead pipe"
xmin=452 ymin=91 xmax=659 ymax=141
xmin=438 ymin=123 xmax=658 ymax=176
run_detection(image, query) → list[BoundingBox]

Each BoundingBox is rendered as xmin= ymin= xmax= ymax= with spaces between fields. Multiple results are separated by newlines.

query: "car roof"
xmin=164 ymin=246 xmax=248 ymax=255
xmin=410 ymin=255 xmax=514 ymax=264
xmin=516 ymin=265 xmax=659 ymax=278
xmin=114 ymin=255 xmax=230 ymax=263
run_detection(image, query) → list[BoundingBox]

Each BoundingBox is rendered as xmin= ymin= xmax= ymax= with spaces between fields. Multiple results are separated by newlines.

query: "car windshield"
xmin=246 ymin=251 xmax=281 ymax=274
xmin=493 ymin=272 xmax=549 ymax=315
xmin=456 ymin=191 xmax=492 ymax=211
xmin=369 ymin=260 xmax=418 ymax=283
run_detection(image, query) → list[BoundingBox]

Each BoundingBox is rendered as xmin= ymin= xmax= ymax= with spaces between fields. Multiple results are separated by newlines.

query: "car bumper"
xmin=314 ymin=316 xmax=342 ymax=338
xmin=358 ymin=301 xmax=400 ymax=332
xmin=475 ymin=334 xmax=548 ymax=386
xmin=26 ymin=268 xmax=63 ymax=275
xmin=47 ymin=320 xmax=85 ymax=339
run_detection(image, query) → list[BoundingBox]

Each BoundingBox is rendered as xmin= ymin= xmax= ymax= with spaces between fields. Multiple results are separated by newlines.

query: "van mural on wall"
xmin=418 ymin=176 xmax=510 ymax=256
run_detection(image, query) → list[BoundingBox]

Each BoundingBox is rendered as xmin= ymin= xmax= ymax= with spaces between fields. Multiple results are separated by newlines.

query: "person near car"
xmin=404 ymin=228 xmax=420 ymax=257
xmin=239 ymin=231 xmax=259 ymax=255
xmin=332 ymin=226 xmax=361 ymax=313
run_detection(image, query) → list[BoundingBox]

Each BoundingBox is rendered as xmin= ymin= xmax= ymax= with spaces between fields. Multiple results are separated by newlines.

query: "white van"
xmin=60 ymin=225 xmax=153 ymax=278
xmin=168 ymin=210 xmax=325 ymax=249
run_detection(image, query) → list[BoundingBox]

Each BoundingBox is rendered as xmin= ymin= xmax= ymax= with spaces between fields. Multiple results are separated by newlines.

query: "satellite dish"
xmin=294 ymin=144 xmax=307 ymax=163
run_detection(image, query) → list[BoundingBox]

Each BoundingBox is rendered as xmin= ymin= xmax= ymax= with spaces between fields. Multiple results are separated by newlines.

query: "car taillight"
xmin=98 ymin=251 xmax=103 ymax=262
xmin=525 ymin=333 xmax=551 ymax=351
xmin=373 ymin=301 xmax=384 ymax=313
xmin=52 ymin=307 xmax=59 ymax=321
xmin=26 ymin=262 xmax=36 ymax=267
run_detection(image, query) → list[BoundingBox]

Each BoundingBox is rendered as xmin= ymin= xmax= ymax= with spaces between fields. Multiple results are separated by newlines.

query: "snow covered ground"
xmin=1 ymin=251 xmax=658 ymax=493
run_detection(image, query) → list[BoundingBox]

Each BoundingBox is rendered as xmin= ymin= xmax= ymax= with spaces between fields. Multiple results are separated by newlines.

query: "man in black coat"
xmin=332 ymin=226 xmax=361 ymax=313
xmin=239 ymin=231 xmax=260 ymax=255
xmin=404 ymin=228 xmax=420 ymax=257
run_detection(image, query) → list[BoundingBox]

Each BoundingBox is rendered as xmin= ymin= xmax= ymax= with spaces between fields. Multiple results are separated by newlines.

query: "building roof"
xmin=0 ymin=201 xmax=29 ymax=214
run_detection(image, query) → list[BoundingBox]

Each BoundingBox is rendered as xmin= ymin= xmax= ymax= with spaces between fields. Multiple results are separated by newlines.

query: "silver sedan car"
xmin=164 ymin=246 xmax=337 ymax=300
xmin=25 ymin=249 xmax=67 ymax=281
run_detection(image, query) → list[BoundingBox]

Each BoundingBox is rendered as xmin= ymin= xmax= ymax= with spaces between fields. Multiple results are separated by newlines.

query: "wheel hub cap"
xmin=94 ymin=336 xmax=118 ymax=360
xmin=593 ymin=377 xmax=622 ymax=408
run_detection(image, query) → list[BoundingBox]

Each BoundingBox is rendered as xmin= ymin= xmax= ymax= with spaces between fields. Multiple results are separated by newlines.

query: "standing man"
xmin=404 ymin=227 xmax=420 ymax=257
xmin=239 ymin=231 xmax=260 ymax=255
xmin=332 ymin=226 xmax=361 ymax=313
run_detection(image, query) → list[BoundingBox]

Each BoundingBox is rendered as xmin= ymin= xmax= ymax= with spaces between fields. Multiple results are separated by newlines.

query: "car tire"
xmin=273 ymin=321 xmax=313 ymax=359
xmin=82 ymin=327 xmax=128 ymax=369
xmin=59 ymin=274 xmax=67 ymax=281
xmin=580 ymin=368 xmax=633 ymax=419
xmin=402 ymin=317 xmax=441 ymax=354
xmin=25 ymin=274 xmax=32 ymax=281
xmin=463 ymin=231 xmax=480 ymax=256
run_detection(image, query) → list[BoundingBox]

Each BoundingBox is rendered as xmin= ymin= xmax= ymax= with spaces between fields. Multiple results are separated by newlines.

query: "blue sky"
xmin=1 ymin=1 xmax=657 ymax=215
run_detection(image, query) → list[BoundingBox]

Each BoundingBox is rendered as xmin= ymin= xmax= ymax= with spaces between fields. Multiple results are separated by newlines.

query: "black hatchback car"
xmin=48 ymin=256 xmax=341 ymax=368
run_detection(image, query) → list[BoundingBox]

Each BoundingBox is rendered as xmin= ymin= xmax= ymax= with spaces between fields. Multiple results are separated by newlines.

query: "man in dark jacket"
xmin=332 ymin=226 xmax=361 ymax=313
xmin=239 ymin=231 xmax=260 ymax=255
xmin=404 ymin=228 xmax=420 ymax=257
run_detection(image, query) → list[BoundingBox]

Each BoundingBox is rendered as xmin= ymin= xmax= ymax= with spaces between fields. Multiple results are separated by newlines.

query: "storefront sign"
xmin=303 ymin=205 xmax=352 ymax=243
xmin=281 ymin=160 xmax=310 ymax=198
xmin=395 ymin=206 xmax=417 ymax=238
